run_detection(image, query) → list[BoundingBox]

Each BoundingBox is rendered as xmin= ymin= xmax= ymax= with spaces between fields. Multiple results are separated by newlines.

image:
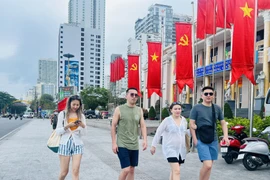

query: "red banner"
xmin=119 ymin=57 xmax=125 ymax=79
xmin=231 ymin=0 xmax=256 ymax=85
xmin=205 ymin=0 xmax=216 ymax=34
xmin=147 ymin=42 xmax=162 ymax=98
xmin=197 ymin=0 xmax=207 ymax=39
xmin=175 ymin=23 xmax=193 ymax=92
xmin=259 ymin=0 xmax=270 ymax=10
xmin=128 ymin=55 xmax=141 ymax=95
xmin=216 ymin=0 xmax=232 ymax=28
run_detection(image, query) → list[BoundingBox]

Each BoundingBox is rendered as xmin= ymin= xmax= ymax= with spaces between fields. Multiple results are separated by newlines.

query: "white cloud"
xmin=0 ymin=72 xmax=31 ymax=99
xmin=0 ymin=41 xmax=18 ymax=60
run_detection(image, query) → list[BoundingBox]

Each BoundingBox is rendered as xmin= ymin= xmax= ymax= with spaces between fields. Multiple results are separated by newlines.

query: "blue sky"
xmin=0 ymin=0 xmax=195 ymax=98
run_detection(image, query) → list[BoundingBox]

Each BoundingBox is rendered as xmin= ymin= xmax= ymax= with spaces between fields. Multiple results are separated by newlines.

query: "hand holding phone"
xmin=75 ymin=120 xmax=81 ymax=125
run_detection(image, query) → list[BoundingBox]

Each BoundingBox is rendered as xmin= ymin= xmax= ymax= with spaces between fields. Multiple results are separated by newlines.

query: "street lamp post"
xmin=63 ymin=53 xmax=75 ymax=87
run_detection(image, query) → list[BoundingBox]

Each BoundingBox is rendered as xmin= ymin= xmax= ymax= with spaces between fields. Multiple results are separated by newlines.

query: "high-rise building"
xmin=58 ymin=0 xmax=106 ymax=92
xmin=135 ymin=4 xmax=191 ymax=47
xmin=38 ymin=58 xmax=57 ymax=85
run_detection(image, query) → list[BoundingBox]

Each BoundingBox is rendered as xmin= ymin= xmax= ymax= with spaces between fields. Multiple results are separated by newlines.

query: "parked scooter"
xmin=220 ymin=125 xmax=248 ymax=164
xmin=239 ymin=126 xmax=270 ymax=171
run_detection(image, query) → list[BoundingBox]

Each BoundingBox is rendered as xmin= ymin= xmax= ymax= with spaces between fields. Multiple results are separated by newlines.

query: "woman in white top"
xmin=55 ymin=95 xmax=86 ymax=180
xmin=151 ymin=102 xmax=188 ymax=180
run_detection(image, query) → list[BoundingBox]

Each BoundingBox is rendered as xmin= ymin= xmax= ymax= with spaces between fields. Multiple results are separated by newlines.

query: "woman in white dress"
xmin=150 ymin=102 xmax=188 ymax=180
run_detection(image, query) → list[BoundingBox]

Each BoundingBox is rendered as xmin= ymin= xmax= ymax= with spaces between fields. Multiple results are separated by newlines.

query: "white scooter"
xmin=239 ymin=126 xmax=270 ymax=171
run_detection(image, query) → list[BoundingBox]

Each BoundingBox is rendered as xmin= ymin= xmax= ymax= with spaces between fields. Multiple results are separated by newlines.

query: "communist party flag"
xmin=231 ymin=0 xmax=256 ymax=85
xmin=147 ymin=42 xmax=162 ymax=98
xmin=205 ymin=0 xmax=216 ymax=34
xmin=259 ymin=0 xmax=270 ymax=9
xmin=175 ymin=23 xmax=193 ymax=92
xmin=128 ymin=55 xmax=141 ymax=95
xmin=197 ymin=0 xmax=207 ymax=39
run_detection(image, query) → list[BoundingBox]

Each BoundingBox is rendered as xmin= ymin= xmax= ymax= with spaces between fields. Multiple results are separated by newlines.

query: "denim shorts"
xmin=196 ymin=140 xmax=218 ymax=161
xmin=58 ymin=137 xmax=83 ymax=156
xmin=117 ymin=147 xmax=139 ymax=169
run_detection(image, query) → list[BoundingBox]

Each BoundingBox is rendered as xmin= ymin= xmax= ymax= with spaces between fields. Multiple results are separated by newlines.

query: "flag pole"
xmin=139 ymin=40 xmax=142 ymax=108
xmin=191 ymin=1 xmax=196 ymax=106
xmin=222 ymin=0 xmax=227 ymax=113
xmin=160 ymin=22 xmax=165 ymax=122
xmin=250 ymin=0 xmax=258 ymax=137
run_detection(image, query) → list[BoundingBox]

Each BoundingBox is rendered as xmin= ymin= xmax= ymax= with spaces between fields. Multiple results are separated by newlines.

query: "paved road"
xmin=0 ymin=119 xmax=269 ymax=180
xmin=0 ymin=117 xmax=32 ymax=139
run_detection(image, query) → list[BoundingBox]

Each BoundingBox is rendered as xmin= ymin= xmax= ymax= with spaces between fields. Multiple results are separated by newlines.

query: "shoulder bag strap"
xmin=211 ymin=104 xmax=216 ymax=127
xmin=62 ymin=111 xmax=65 ymax=127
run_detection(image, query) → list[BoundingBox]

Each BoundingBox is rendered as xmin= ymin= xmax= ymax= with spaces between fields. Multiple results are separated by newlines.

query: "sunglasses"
xmin=130 ymin=93 xmax=139 ymax=98
xmin=204 ymin=92 xmax=214 ymax=96
xmin=172 ymin=102 xmax=181 ymax=105
xmin=70 ymin=95 xmax=81 ymax=100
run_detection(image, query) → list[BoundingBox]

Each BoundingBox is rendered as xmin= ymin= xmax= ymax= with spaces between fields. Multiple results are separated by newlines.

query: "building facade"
xmin=58 ymin=0 xmax=106 ymax=92
xmin=142 ymin=11 xmax=270 ymax=113
xmin=38 ymin=58 xmax=57 ymax=85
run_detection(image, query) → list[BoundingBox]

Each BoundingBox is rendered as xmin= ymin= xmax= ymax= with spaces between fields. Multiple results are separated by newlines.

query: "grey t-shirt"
xmin=189 ymin=104 xmax=224 ymax=141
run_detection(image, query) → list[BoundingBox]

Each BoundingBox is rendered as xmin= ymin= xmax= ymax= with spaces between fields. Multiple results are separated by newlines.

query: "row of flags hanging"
xmin=110 ymin=0 xmax=270 ymax=98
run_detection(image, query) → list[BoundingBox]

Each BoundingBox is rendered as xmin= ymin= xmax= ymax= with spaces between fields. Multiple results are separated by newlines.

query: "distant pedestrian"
xmin=55 ymin=95 xmax=86 ymax=180
xmin=111 ymin=87 xmax=147 ymax=180
xmin=189 ymin=86 xmax=229 ymax=180
xmin=51 ymin=110 xmax=58 ymax=130
xmin=150 ymin=102 xmax=188 ymax=180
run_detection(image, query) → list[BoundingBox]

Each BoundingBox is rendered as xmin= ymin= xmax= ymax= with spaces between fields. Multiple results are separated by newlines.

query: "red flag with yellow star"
xmin=147 ymin=42 xmax=162 ymax=98
xmin=128 ymin=55 xmax=141 ymax=95
xmin=231 ymin=0 xmax=256 ymax=85
xmin=175 ymin=23 xmax=193 ymax=93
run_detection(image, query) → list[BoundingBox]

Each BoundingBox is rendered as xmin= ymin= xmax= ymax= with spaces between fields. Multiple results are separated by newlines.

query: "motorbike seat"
xmin=244 ymin=137 xmax=269 ymax=146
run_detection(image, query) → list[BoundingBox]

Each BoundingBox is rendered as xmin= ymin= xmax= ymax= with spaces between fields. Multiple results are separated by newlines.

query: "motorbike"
xmin=219 ymin=125 xmax=248 ymax=164
xmin=8 ymin=115 xmax=12 ymax=120
xmin=239 ymin=126 xmax=270 ymax=171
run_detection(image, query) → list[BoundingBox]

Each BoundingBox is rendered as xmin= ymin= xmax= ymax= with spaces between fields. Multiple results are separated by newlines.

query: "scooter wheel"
xmin=243 ymin=154 xmax=258 ymax=171
xmin=224 ymin=154 xmax=234 ymax=164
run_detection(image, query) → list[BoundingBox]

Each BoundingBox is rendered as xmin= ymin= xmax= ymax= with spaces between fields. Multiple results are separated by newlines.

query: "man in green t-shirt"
xmin=111 ymin=87 xmax=147 ymax=180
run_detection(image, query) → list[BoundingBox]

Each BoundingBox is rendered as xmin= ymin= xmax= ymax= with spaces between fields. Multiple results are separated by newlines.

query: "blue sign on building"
xmin=195 ymin=59 xmax=232 ymax=78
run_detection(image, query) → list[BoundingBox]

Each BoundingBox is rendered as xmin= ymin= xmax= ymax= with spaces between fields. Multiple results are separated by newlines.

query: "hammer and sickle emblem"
xmin=130 ymin=63 xmax=138 ymax=71
xmin=178 ymin=34 xmax=189 ymax=46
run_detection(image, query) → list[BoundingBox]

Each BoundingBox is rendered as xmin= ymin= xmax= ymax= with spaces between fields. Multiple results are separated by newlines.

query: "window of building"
xmin=95 ymin=67 xmax=100 ymax=70
xmin=96 ymin=44 xmax=100 ymax=48
xmin=96 ymin=35 xmax=101 ymax=38
xmin=60 ymin=66 xmax=63 ymax=68
xmin=91 ymin=34 xmax=94 ymax=37
xmin=81 ymin=67 xmax=84 ymax=70
xmin=81 ymin=28 xmax=84 ymax=31
xmin=61 ymin=31 xmax=63 ymax=33
xmin=80 ymin=82 xmax=84 ymax=85
xmin=81 ymin=47 xmax=84 ymax=51
xmin=60 ymin=36 xmax=63 ymax=38
xmin=91 ymin=53 xmax=94 ymax=55
xmin=61 ymin=26 xmax=63 ymax=29
xmin=60 ymin=76 xmax=62 ymax=78
xmin=96 ymin=76 xmax=100 ymax=79
xmin=81 ymin=33 xmax=84 ymax=36
xmin=81 ymin=62 xmax=84 ymax=66
xmin=96 ymin=40 xmax=101 ymax=43
xmin=60 ymin=56 xmax=63 ymax=59
xmin=90 ymin=80 xmax=94 ymax=82
xmin=81 ymin=87 xmax=84 ymax=90
xmin=81 ymin=57 xmax=84 ymax=61
xmin=60 ymin=41 xmax=63 ymax=43
xmin=91 ymin=44 xmax=94 ymax=46
xmin=91 ymin=39 xmax=94 ymax=41
xmin=95 ymin=80 xmax=100 ymax=84
xmin=95 ymin=72 xmax=100 ymax=75
xmin=80 ymin=77 xmax=84 ymax=80
xmin=90 ymin=71 xmax=94 ymax=73
xmin=96 ymin=53 xmax=100 ymax=56
xmin=60 ymin=71 xmax=62 ymax=73
xmin=81 ymin=38 xmax=84 ymax=41
xmin=95 ymin=62 xmax=100 ymax=65
xmin=60 ymin=61 xmax=63 ymax=64
xmin=81 ymin=52 xmax=84 ymax=56
xmin=81 ymin=72 xmax=84 ymax=75
xmin=96 ymin=49 xmax=100 ymax=52
xmin=81 ymin=43 xmax=84 ymax=46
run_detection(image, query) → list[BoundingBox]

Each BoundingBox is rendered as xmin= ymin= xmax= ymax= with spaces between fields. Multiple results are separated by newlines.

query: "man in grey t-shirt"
xmin=189 ymin=86 xmax=229 ymax=180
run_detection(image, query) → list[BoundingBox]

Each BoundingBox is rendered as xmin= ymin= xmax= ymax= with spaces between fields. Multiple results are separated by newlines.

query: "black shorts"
xmin=167 ymin=154 xmax=185 ymax=164
xmin=117 ymin=147 xmax=139 ymax=169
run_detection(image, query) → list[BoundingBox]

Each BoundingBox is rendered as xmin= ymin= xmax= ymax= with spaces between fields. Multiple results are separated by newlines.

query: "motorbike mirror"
xmin=261 ymin=126 xmax=270 ymax=134
xmin=253 ymin=128 xmax=257 ymax=132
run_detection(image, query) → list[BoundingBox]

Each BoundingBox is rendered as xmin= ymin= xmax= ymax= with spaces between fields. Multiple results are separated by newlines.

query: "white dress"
xmin=151 ymin=115 xmax=188 ymax=160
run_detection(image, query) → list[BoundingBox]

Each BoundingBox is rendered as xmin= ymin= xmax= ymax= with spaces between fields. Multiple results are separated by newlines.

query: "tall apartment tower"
xmin=38 ymin=58 xmax=57 ymax=85
xmin=58 ymin=0 xmax=106 ymax=92
xmin=135 ymin=4 xmax=191 ymax=47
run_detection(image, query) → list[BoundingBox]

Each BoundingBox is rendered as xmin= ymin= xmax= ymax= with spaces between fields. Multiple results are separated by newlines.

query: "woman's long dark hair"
xmin=64 ymin=95 xmax=83 ymax=120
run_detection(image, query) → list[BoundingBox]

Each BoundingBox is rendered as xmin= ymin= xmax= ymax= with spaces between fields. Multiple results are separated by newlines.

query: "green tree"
xmin=9 ymin=102 xmax=27 ymax=115
xmin=39 ymin=94 xmax=56 ymax=110
xmin=0 ymin=91 xmax=16 ymax=113
xmin=148 ymin=106 xmax=156 ymax=120
xmin=80 ymin=87 xmax=109 ymax=110
xmin=224 ymin=103 xmax=233 ymax=119
xmin=162 ymin=108 xmax=170 ymax=119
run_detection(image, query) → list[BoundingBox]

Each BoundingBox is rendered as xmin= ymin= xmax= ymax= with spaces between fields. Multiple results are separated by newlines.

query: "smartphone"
xmin=75 ymin=120 xmax=81 ymax=124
